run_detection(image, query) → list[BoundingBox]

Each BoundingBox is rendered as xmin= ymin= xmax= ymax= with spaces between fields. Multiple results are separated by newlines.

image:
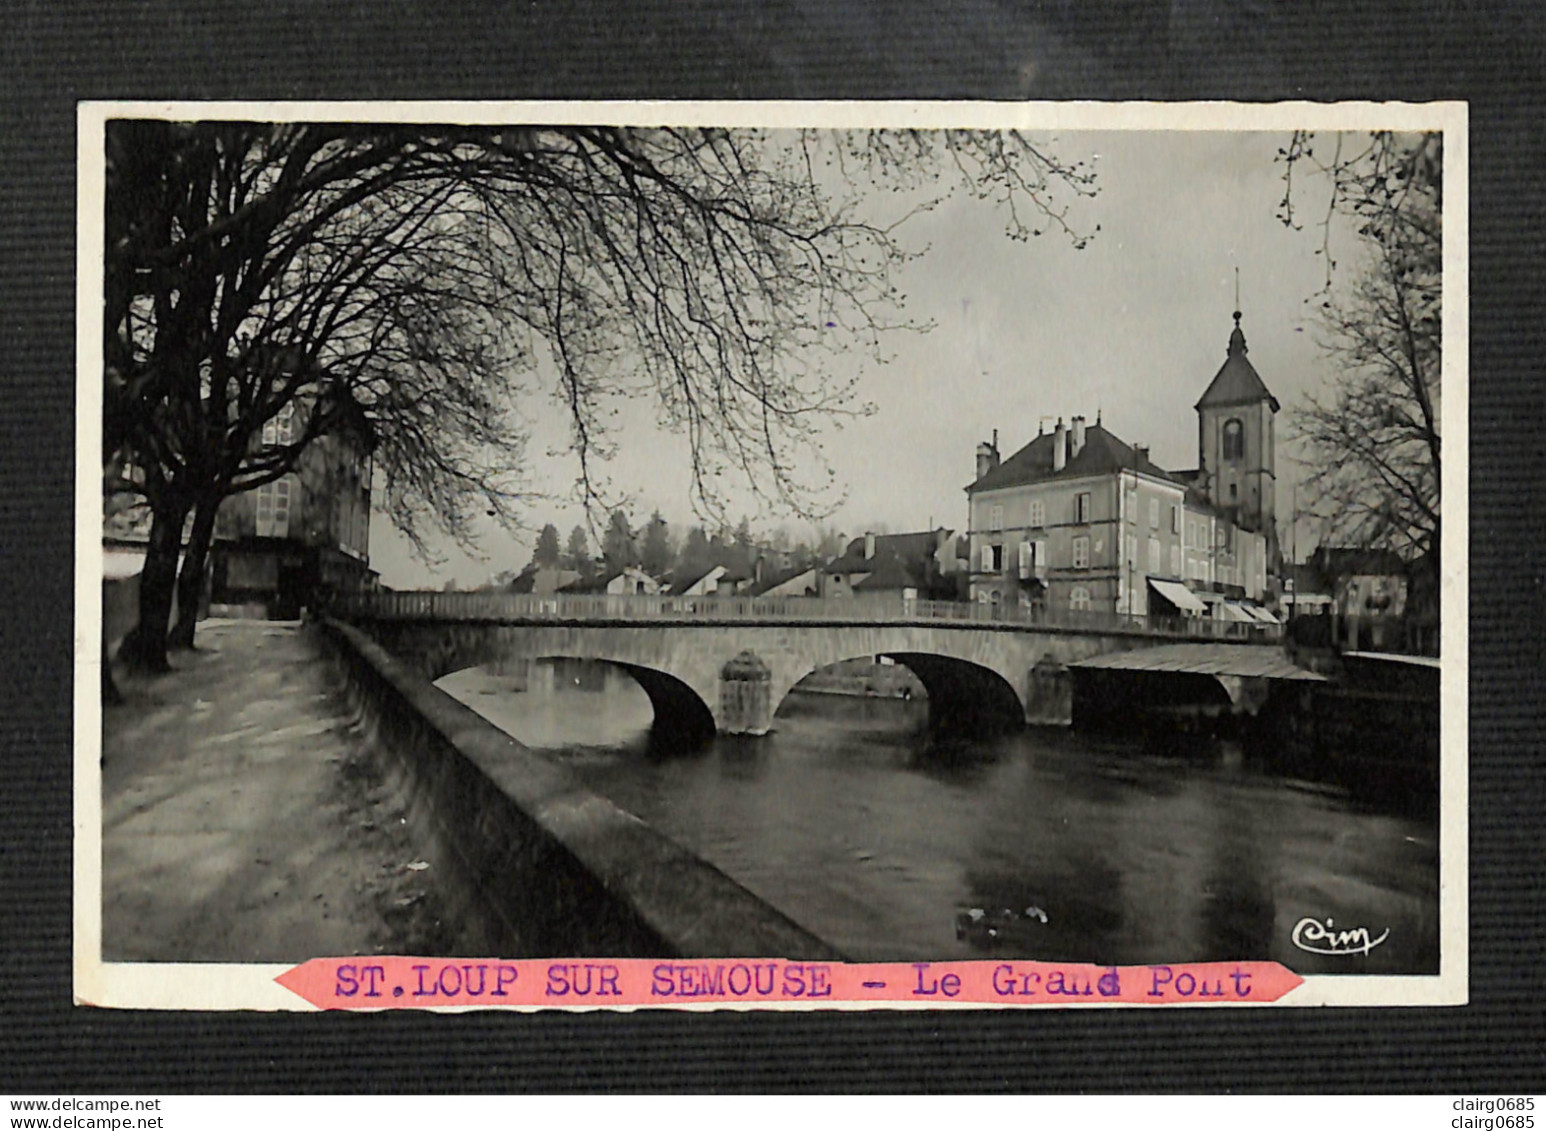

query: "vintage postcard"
xmin=75 ymin=99 xmax=1467 ymax=1010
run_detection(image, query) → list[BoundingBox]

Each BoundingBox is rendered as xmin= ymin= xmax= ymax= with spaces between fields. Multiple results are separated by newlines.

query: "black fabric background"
xmin=3 ymin=0 xmax=1543 ymax=1093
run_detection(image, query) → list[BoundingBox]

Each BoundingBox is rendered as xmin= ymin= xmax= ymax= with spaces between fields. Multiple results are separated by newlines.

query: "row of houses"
xmin=504 ymin=526 xmax=972 ymax=603
xmin=106 ymin=309 xmax=1434 ymax=657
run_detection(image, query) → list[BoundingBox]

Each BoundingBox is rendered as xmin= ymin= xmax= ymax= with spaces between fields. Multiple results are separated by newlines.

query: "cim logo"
xmin=1290 ymin=916 xmax=1390 ymax=957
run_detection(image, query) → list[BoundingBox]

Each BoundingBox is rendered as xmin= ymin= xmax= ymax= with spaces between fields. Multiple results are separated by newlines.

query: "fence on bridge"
xmin=325 ymin=589 xmax=1282 ymax=642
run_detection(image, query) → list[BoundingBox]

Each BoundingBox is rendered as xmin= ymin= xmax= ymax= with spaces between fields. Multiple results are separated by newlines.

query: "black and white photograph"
xmin=77 ymin=102 xmax=1465 ymax=1009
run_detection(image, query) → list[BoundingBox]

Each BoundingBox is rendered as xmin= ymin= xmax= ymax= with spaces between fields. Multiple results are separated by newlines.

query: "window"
xmin=1229 ymin=483 xmax=1238 ymax=502
xmin=1069 ymin=586 xmax=1091 ymax=612
xmin=1126 ymin=489 xmax=1137 ymax=522
xmin=1076 ymin=492 xmax=1091 ymax=524
xmin=262 ymin=402 xmax=296 ymax=447
xmin=989 ymin=504 xmax=1003 ymax=531
xmin=1126 ymin=533 xmax=1137 ymax=566
xmin=990 ymin=543 xmax=1004 ymax=572
xmin=273 ymin=478 xmax=291 ymax=539
xmin=1170 ymin=545 xmax=1182 ymax=577
xmin=1035 ymin=539 xmax=1048 ymax=577
xmin=1029 ymin=499 xmax=1045 ymax=528
xmin=1072 ymin=535 xmax=1090 ymax=569
xmin=989 ymin=590 xmax=1001 ymax=607
xmin=1222 ymin=418 xmax=1244 ymax=461
xmin=1148 ymin=497 xmax=1160 ymax=528
xmin=1147 ymin=536 xmax=1160 ymax=573
xmin=1018 ymin=541 xmax=1033 ymax=579
xmin=255 ymin=476 xmax=291 ymax=539
xmin=1170 ymin=505 xmax=1181 ymax=534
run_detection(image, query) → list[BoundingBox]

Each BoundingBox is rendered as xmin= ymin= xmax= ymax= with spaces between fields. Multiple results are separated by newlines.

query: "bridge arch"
xmin=885 ymin=652 xmax=1025 ymax=737
xmin=438 ymin=653 xmax=720 ymax=750
xmin=609 ymin=661 xmax=717 ymax=748
xmin=369 ymin=622 xmax=726 ymax=750
xmin=774 ymin=652 xmax=1025 ymax=738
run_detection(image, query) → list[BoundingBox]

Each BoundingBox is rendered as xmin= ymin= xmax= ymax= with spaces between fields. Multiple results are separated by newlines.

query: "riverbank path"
xmin=101 ymin=619 xmax=449 ymax=963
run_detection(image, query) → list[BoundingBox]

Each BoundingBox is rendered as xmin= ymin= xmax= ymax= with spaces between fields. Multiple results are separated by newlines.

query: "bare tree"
xmin=105 ymin=122 xmax=1097 ymax=669
xmin=1280 ymin=131 xmax=1442 ymax=565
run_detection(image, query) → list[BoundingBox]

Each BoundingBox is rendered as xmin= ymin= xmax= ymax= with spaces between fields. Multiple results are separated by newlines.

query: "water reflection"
xmin=436 ymin=659 xmax=1439 ymax=974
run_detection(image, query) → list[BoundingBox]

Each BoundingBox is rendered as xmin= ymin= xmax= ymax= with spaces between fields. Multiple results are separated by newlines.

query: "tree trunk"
xmin=117 ymin=498 xmax=189 ymax=672
xmin=169 ymin=498 xmax=219 ymax=649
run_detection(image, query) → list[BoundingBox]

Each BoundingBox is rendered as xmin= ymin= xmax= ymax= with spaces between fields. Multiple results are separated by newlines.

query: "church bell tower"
xmin=1195 ymin=309 xmax=1280 ymax=568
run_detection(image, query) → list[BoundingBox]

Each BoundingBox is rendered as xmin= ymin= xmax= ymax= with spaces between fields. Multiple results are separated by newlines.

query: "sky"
xmin=371 ymin=129 xmax=1363 ymax=590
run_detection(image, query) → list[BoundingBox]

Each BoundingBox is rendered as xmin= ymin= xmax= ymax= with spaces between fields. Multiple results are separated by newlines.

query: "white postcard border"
xmin=74 ymin=98 xmax=1469 ymax=1011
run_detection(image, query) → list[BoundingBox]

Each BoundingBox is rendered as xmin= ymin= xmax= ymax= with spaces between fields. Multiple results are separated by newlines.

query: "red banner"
xmin=276 ymin=957 xmax=1303 ymax=1009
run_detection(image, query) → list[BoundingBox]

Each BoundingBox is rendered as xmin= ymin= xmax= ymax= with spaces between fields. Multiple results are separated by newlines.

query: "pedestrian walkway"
xmin=102 ymin=620 xmax=450 ymax=962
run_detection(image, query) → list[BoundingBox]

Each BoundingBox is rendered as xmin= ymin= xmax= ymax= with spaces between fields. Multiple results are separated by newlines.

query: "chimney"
xmin=864 ymin=531 xmax=876 ymax=560
xmin=1052 ymin=417 xmax=1067 ymax=472
xmin=1071 ymin=415 xmax=1086 ymax=459
xmin=975 ymin=433 xmax=1001 ymax=480
xmin=1134 ymin=443 xmax=1149 ymax=466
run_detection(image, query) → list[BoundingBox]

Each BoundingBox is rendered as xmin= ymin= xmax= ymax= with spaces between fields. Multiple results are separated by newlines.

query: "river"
xmin=437 ymin=660 xmax=1439 ymax=974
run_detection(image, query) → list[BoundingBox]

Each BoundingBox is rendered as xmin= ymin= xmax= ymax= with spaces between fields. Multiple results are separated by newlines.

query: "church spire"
xmin=1228 ymin=269 xmax=1247 ymax=357
xmin=1228 ymin=308 xmax=1247 ymax=358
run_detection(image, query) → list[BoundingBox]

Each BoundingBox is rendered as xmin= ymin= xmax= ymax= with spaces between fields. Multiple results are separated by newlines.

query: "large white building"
xmin=964 ymin=312 xmax=1279 ymax=622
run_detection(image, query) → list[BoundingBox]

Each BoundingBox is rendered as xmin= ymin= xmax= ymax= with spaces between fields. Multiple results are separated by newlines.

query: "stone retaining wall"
xmin=318 ymin=617 xmax=843 ymax=960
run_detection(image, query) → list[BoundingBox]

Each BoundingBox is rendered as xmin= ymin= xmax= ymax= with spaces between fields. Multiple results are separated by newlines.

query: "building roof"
xmin=1309 ymin=546 xmax=1408 ymax=577
xmin=1072 ymin=642 xmax=1326 ymax=681
xmin=851 ymin=553 xmax=923 ymax=592
xmin=667 ymin=563 xmax=727 ymax=594
xmin=967 ymin=421 xmax=1187 ymax=494
xmin=558 ymin=568 xmax=625 ymax=593
xmin=747 ymin=566 xmax=817 ymax=597
xmin=1194 ymin=312 xmax=1280 ymax=412
xmin=823 ymin=530 xmax=947 ymax=574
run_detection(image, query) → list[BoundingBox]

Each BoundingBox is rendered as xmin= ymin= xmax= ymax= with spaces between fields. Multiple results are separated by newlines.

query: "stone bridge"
xmin=330 ymin=591 xmax=1283 ymax=741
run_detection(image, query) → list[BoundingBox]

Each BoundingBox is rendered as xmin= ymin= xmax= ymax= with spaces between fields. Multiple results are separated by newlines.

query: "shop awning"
xmin=1220 ymin=601 xmax=1256 ymax=623
xmin=1147 ymin=577 xmax=1206 ymax=614
xmin=1245 ymin=605 xmax=1281 ymax=624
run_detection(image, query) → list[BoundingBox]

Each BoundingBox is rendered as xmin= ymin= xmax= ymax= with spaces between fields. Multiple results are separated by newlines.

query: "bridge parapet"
xmin=328 ymin=590 xmax=1281 ymax=643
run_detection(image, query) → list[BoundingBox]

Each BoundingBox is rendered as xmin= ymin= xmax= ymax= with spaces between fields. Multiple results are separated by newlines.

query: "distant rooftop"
xmin=823 ymin=530 xmax=949 ymax=573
